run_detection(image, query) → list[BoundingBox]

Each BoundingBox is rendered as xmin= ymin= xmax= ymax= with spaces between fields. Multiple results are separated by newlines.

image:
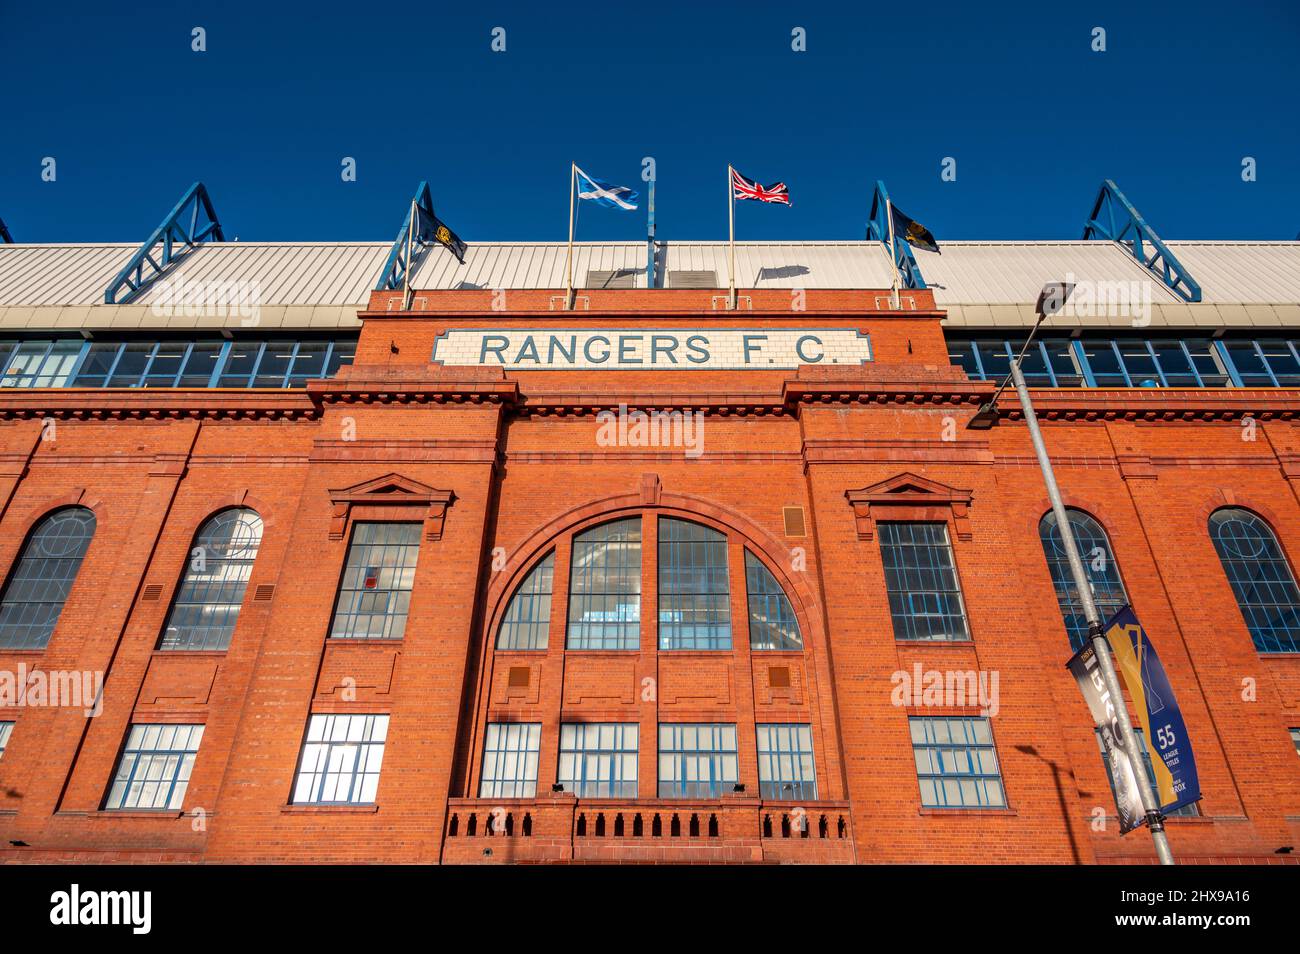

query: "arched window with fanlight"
xmin=0 ymin=506 xmax=96 ymax=650
xmin=159 ymin=508 xmax=263 ymax=651
xmin=496 ymin=553 xmax=554 ymax=650
xmin=744 ymin=551 xmax=802 ymax=650
xmin=1038 ymin=509 xmax=1129 ymax=651
xmin=1209 ymin=508 xmax=1300 ymax=653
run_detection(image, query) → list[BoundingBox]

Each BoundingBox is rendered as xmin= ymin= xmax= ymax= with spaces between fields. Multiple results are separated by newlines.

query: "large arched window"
xmin=1038 ymin=509 xmax=1129 ymax=651
xmin=745 ymin=551 xmax=802 ymax=650
xmin=496 ymin=553 xmax=554 ymax=650
xmin=0 ymin=506 xmax=96 ymax=650
xmin=159 ymin=508 xmax=263 ymax=651
xmin=567 ymin=519 xmax=641 ymax=650
xmin=1209 ymin=508 xmax=1300 ymax=653
xmin=658 ymin=518 xmax=731 ymax=650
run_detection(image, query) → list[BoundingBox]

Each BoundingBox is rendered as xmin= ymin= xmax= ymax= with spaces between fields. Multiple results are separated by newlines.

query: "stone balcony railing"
xmin=442 ymin=793 xmax=855 ymax=864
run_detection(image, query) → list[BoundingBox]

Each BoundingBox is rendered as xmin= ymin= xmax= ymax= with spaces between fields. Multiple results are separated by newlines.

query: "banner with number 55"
xmin=1104 ymin=606 xmax=1201 ymax=815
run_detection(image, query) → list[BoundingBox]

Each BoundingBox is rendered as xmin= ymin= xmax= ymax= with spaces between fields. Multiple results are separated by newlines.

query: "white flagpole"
xmin=403 ymin=197 xmax=416 ymax=311
xmin=727 ymin=164 xmax=736 ymax=310
xmin=885 ymin=194 xmax=901 ymax=310
xmin=565 ymin=162 xmax=577 ymax=310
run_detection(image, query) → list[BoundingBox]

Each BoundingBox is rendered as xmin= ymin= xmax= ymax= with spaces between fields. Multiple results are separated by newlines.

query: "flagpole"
xmin=403 ymin=197 xmax=416 ymax=311
xmin=565 ymin=162 xmax=576 ymax=310
xmin=885 ymin=194 xmax=901 ymax=310
xmin=727 ymin=164 xmax=736 ymax=310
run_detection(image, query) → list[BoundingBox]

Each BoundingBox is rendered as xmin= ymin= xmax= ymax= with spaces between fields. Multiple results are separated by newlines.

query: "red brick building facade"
xmin=0 ymin=278 xmax=1298 ymax=865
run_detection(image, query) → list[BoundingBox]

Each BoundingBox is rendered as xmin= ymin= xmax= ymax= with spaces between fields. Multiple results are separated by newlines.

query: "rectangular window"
xmin=1291 ymin=727 xmax=1300 ymax=756
xmin=557 ymin=723 xmax=638 ymax=797
xmin=105 ymin=724 xmax=204 ymax=811
xmin=292 ymin=714 xmax=389 ymax=805
xmin=0 ymin=339 xmax=83 ymax=388
xmin=480 ymin=723 xmax=541 ymax=798
xmin=0 ymin=721 xmax=12 ymax=760
xmin=756 ymin=724 xmax=817 ymax=800
xmin=1095 ymin=729 xmax=1199 ymax=818
xmin=658 ymin=724 xmax=738 ymax=798
xmin=910 ymin=716 xmax=1006 ymax=809
xmin=328 ymin=522 xmax=421 ymax=640
xmin=879 ymin=522 xmax=970 ymax=641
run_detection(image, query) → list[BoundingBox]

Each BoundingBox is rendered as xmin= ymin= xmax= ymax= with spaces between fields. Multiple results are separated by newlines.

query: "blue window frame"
xmin=658 ymin=518 xmax=731 ymax=650
xmin=910 ymin=716 xmax=1006 ymax=809
xmin=291 ymin=714 xmax=389 ymax=805
xmin=1039 ymin=510 xmax=1130 ymax=651
xmin=0 ymin=507 xmax=96 ymax=650
xmin=105 ymin=724 xmax=204 ymax=811
xmin=1095 ymin=728 xmax=1199 ymax=818
xmin=0 ymin=335 xmax=357 ymax=389
xmin=0 ymin=721 xmax=13 ymax=760
xmin=658 ymin=723 xmax=738 ymax=798
xmin=328 ymin=522 xmax=421 ymax=640
xmin=879 ymin=522 xmax=970 ymax=641
xmin=0 ymin=339 xmax=84 ymax=387
xmin=557 ymin=723 xmax=638 ymax=797
xmin=479 ymin=723 xmax=541 ymax=798
xmin=745 ymin=550 xmax=803 ymax=651
xmin=159 ymin=509 xmax=264 ymax=651
xmin=567 ymin=519 xmax=641 ymax=650
xmin=942 ymin=333 xmax=1300 ymax=389
xmin=496 ymin=553 xmax=554 ymax=650
xmin=756 ymin=724 xmax=817 ymax=801
xmin=1209 ymin=508 xmax=1300 ymax=653
xmin=1291 ymin=727 xmax=1300 ymax=756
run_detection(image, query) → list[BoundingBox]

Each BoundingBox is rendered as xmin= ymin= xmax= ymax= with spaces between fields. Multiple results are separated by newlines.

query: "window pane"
xmin=159 ymin=509 xmax=264 ymax=651
xmin=0 ymin=507 xmax=96 ymax=650
xmin=567 ymin=519 xmax=641 ymax=650
xmin=557 ymin=723 xmax=637 ymax=797
xmin=1043 ymin=338 xmax=1084 ymax=387
xmin=106 ymin=342 xmax=152 ymax=387
xmin=879 ymin=522 xmax=970 ymax=641
xmin=1225 ymin=342 xmax=1272 ymax=386
xmin=1209 ymin=508 xmax=1300 ymax=653
xmin=253 ymin=341 xmax=296 ymax=388
xmin=1079 ymin=340 xmax=1126 ymax=386
xmin=105 ymin=723 xmax=204 ymax=811
xmin=496 ymin=554 xmax=554 ymax=650
xmin=291 ymin=714 xmax=388 ymax=805
xmin=659 ymin=519 xmax=731 ymax=650
xmin=329 ymin=523 xmax=422 ymax=640
xmin=0 ymin=721 xmax=13 ymax=760
xmin=480 ymin=723 xmax=541 ymax=798
xmin=745 ymin=551 xmax=802 ymax=650
xmin=1116 ymin=340 xmax=1159 ymax=387
xmin=1038 ymin=510 xmax=1129 ymax=651
xmin=1257 ymin=339 xmax=1300 ymax=386
xmin=179 ymin=342 xmax=223 ymax=387
xmin=658 ymin=723 xmax=738 ymax=798
xmin=756 ymin=724 xmax=817 ymax=800
xmin=1151 ymin=340 xmax=1198 ymax=387
xmin=910 ymin=717 xmax=1005 ymax=808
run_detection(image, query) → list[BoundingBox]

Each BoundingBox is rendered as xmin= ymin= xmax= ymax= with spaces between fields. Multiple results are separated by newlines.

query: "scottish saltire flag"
xmin=575 ymin=166 xmax=639 ymax=211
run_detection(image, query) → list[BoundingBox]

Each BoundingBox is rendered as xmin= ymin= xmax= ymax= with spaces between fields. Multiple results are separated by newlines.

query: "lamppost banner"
xmin=1068 ymin=642 xmax=1147 ymax=833
xmin=1103 ymin=606 xmax=1201 ymax=816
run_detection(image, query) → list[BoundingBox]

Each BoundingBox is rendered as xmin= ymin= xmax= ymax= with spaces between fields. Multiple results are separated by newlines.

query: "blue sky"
xmin=1 ymin=0 xmax=1297 ymax=245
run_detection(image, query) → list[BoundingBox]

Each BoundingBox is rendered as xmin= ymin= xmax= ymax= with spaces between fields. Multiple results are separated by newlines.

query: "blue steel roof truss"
xmin=104 ymin=182 xmax=225 ymax=304
xmin=1082 ymin=179 xmax=1202 ymax=303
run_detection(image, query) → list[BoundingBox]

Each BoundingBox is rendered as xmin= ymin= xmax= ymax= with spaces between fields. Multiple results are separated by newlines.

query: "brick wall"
xmin=0 ymin=289 xmax=1296 ymax=863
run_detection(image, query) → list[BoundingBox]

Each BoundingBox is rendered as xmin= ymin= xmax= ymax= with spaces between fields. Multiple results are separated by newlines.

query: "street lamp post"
xmin=967 ymin=283 xmax=1176 ymax=866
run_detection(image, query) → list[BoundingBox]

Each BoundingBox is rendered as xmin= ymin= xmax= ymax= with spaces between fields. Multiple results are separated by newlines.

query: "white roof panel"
xmin=911 ymin=241 xmax=1181 ymax=305
xmin=1163 ymin=242 xmax=1300 ymax=304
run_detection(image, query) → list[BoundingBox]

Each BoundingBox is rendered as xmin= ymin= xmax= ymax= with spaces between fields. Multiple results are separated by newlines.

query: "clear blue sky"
xmin=2 ymin=0 xmax=1297 ymax=245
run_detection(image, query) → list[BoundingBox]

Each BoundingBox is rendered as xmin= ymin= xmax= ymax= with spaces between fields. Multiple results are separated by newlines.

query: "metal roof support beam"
xmin=375 ymin=181 xmax=435 ymax=291
xmin=104 ymin=182 xmax=224 ymax=303
xmin=866 ymin=180 xmax=927 ymax=290
xmin=0 ymin=216 xmax=12 ymax=244
xmin=1082 ymin=179 xmax=1201 ymax=303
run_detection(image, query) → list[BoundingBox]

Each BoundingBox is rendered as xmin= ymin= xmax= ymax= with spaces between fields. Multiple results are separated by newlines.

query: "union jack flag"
xmin=731 ymin=168 xmax=790 ymax=205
